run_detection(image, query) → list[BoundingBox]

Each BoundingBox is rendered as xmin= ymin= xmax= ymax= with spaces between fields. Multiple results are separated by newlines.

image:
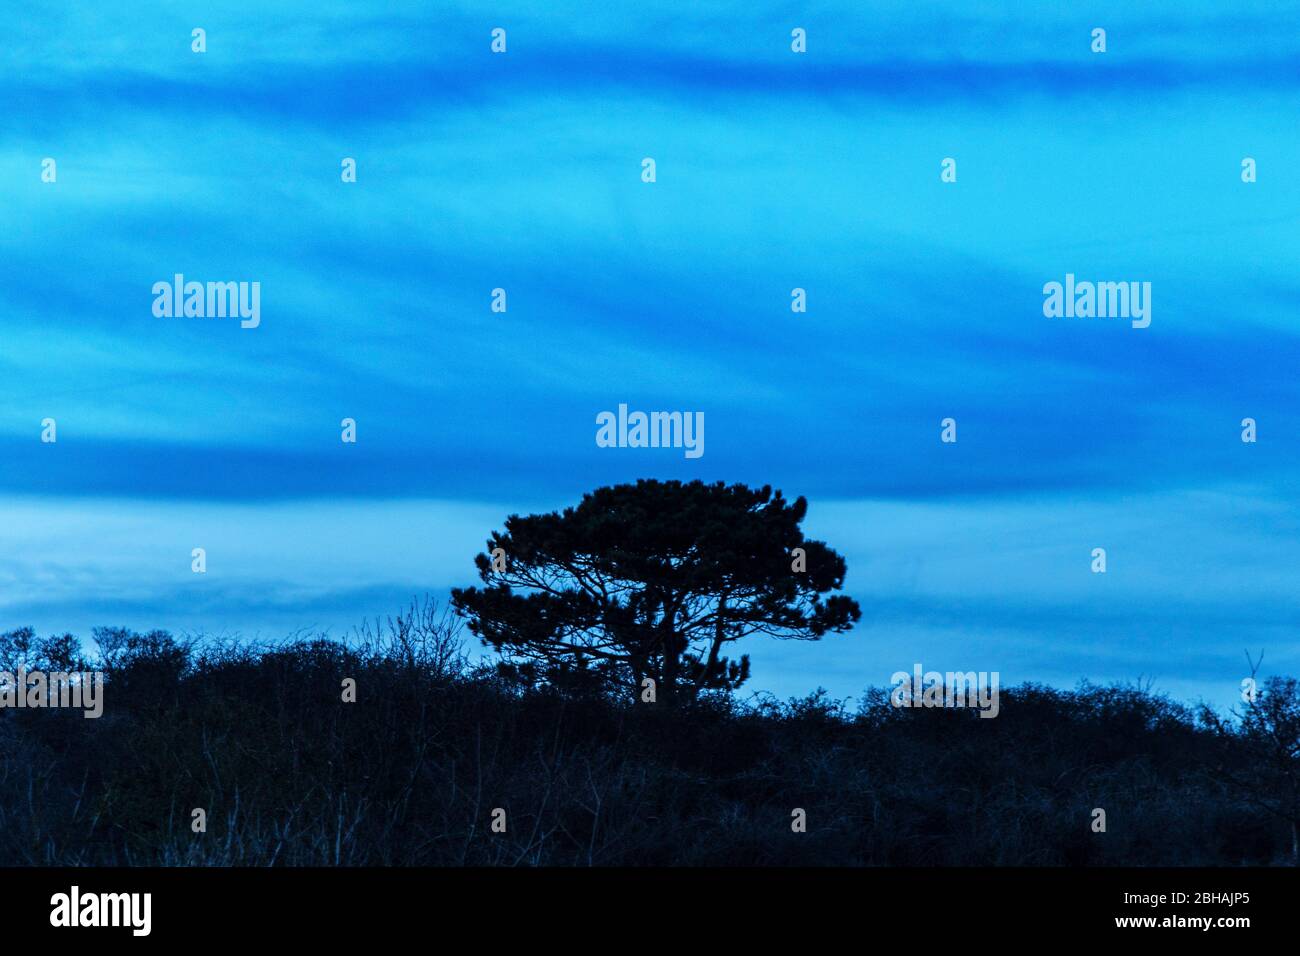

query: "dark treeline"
xmin=2 ymin=602 xmax=1297 ymax=866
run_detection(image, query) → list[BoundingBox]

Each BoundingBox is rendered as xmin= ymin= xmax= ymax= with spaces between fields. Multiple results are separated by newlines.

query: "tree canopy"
xmin=451 ymin=479 xmax=860 ymax=704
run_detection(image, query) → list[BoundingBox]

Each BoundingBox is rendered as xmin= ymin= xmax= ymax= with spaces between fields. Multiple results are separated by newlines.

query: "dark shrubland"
xmin=1 ymin=608 xmax=1295 ymax=866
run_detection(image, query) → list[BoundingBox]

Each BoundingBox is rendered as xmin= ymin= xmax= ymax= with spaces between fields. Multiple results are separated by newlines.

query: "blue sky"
xmin=1 ymin=1 xmax=1297 ymax=710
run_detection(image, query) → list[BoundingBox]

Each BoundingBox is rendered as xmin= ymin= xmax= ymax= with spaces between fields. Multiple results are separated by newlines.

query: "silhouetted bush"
xmin=0 ymin=607 xmax=1295 ymax=866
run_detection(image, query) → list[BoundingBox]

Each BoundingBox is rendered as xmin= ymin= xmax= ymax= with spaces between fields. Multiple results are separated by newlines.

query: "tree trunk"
xmin=657 ymin=599 xmax=682 ymax=707
xmin=700 ymin=591 xmax=728 ymax=693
